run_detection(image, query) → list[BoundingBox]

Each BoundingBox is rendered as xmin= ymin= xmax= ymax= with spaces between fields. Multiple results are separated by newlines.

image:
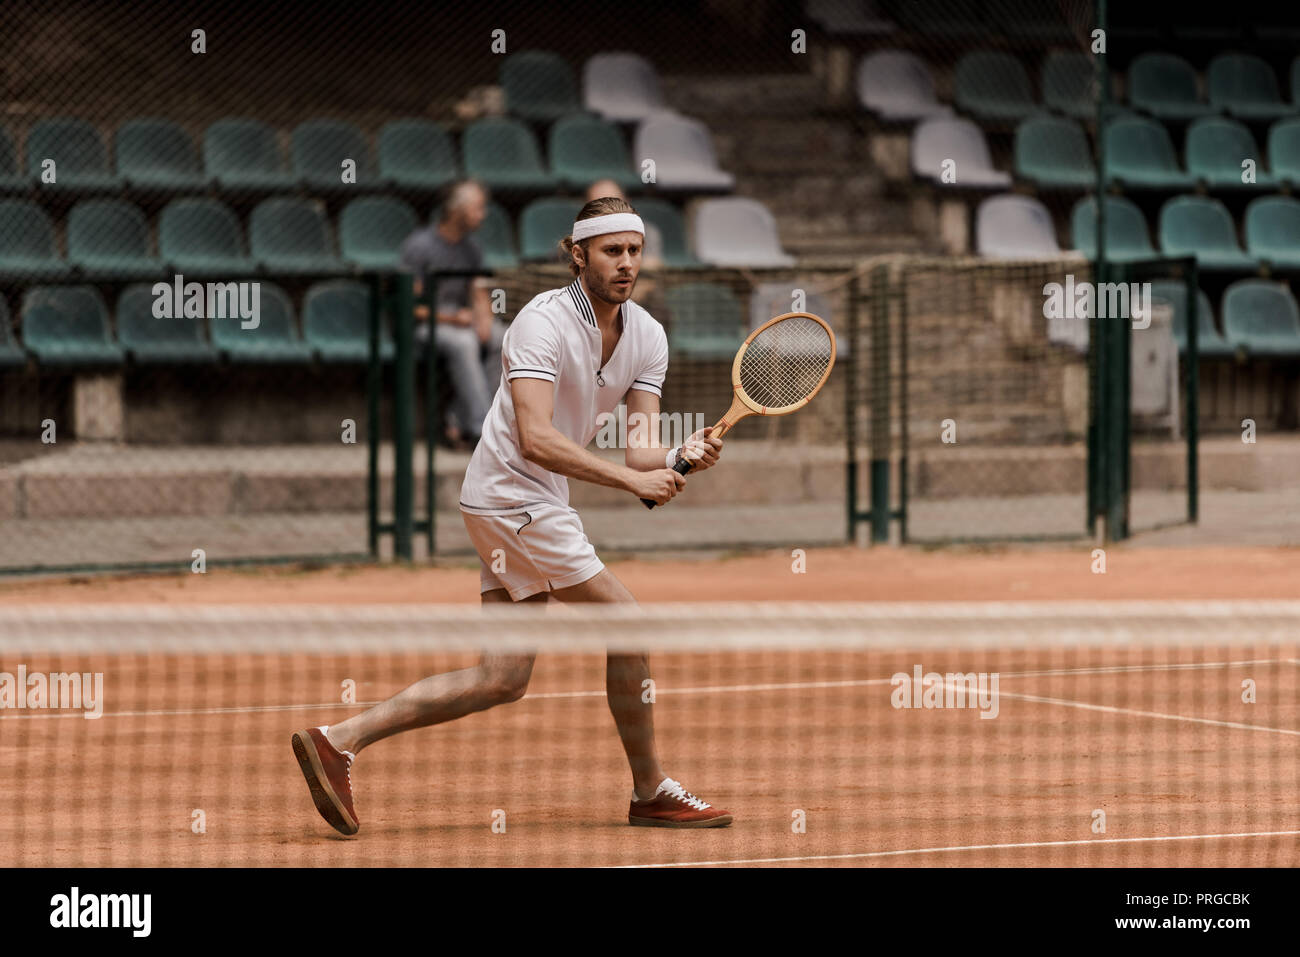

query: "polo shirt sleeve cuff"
xmin=506 ymin=368 xmax=558 ymax=382
xmin=629 ymin=378 xmax=664 ymax=397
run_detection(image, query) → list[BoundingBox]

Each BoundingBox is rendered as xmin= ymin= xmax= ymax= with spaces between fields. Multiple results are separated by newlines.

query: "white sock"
xmin=634 ymin=777 xmax=672 ymax=801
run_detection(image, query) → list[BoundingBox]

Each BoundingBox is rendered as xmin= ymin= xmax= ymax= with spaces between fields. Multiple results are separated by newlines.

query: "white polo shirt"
xmin=459 ymin=277 xmax=669 ymax=514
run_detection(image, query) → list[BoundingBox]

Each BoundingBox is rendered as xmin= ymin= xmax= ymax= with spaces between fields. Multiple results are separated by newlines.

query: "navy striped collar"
xmin=567 ymin=278 xmax=628 ymax=333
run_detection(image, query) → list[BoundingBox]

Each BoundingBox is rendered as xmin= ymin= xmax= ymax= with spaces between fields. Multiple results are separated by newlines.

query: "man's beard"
xmin=587 ymin=272 xmax=635 ymax=304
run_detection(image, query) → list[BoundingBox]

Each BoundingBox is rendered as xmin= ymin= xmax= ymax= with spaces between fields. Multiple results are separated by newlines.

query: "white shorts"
xmin=460 ymin=503 xmax=605 ymax=601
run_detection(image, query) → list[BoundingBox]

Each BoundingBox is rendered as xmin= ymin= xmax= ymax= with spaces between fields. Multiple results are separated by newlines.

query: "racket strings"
xmin=738 ymin=316 xmax=833 ymax=409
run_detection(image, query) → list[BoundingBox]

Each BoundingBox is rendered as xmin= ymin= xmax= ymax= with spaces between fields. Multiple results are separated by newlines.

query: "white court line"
xmin=988 ymin=686 xmax=1300 ymax=737
xmin=990 ymin=658 xmax=1288 ymax=678
xmin=613 ymin=829 xmax=1300 ymax=868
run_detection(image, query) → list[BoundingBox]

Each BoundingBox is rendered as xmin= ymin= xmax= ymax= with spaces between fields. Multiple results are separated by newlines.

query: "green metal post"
xmin=897 ymin=266 xmax=909 ymax=544
xmin=1091 ymin=0 xmax=1111 ymax=539
xmin=1112 ymin=262 xmax=1132 ymax=541
xmin=1185 ymin=260 xmax=1199 ymax=523
xmin=393 ymin=273 xmax=415 ymax=560
xmin=870 ymin=264 xmax=890 ymax=544
xmin=845 ymin=275 xmax=859 ymax=544
xmin=424 ymin=279 xmax=437 ymax=556
xmin=366 ymin=273 xmax=382 ymax=557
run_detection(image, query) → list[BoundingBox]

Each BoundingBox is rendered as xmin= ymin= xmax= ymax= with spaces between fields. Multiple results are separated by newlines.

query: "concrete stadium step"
xmin=661 ymin=73 xmax=828 ymax=119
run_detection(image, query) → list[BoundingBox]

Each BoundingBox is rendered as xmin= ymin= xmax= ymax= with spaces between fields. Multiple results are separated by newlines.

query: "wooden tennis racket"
xmin=642 ymin=311 xmax=837 ymax=508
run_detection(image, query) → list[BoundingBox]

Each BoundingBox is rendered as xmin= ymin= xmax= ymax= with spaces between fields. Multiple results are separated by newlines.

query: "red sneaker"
xmin=628 ymin=777 xmax=733 ymax=828
xmin=292 ymin=726 xmax=359 ymax=836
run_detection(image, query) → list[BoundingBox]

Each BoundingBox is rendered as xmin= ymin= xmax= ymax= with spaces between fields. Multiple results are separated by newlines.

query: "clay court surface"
xmin=3 ymin=543 xmax=1300 ymax=604
xmin=2 ymin=545 xmax=1298 ymax=867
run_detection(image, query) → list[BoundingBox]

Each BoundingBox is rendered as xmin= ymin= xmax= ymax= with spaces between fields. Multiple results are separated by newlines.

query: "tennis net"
xmin=2 ymin=602 xmax=1298 ymax=867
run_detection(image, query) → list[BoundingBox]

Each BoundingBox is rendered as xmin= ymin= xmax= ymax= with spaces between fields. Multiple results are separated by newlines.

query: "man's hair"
xmin=440 ymin=179 xmax=487 ymax=223
xmin=559 ymin=196 xmax=638 ymax=277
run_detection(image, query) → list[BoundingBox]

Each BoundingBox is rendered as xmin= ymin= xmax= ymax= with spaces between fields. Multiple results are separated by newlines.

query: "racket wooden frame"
xmin=642 ymin=311 xmax=837 ymax=508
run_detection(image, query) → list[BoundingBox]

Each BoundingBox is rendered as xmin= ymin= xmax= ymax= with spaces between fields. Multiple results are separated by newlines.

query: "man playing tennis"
xmin=293 ymin=197 xmax=732 ymax=834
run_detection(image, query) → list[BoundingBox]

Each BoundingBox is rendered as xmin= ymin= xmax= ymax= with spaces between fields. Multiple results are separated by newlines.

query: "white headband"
xmin=572 ymin=213 xmax=645 ymax=242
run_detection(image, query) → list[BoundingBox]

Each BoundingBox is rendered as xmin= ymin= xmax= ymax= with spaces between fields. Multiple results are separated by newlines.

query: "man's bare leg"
xmin=324 ymin=588 xmax=546 ymax=755
xmin=551 ymin=568 xmax=667 ymax=799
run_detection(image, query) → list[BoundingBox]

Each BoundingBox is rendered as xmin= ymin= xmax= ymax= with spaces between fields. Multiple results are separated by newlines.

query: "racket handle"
xmin=640 ymin=458 xmax=695 ymax=509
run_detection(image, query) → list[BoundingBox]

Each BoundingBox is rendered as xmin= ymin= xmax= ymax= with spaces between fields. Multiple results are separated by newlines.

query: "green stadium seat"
xmin=501 ymin=51 xmax=580 ymax=122
xmin=378 ymin=120 xmax=457 ymax=192
xmin=204 ymin=118 xmax=294 ymax=192
xmin=21 ymin=285 xmax=124 ymax=365
xmin=549 ymin=114 xmax=636 ymax=190
xmin=25 ymin=118 xmax=120 ymax=192
xmin=0 ymin=297 xmax=26 ymax=368
xmin=249 ymin=197 xmax=346 ymax=276
xmin=292 ymin=120 xmax=379 ymax=192
xmin=0 ymin=199 xmax=72 ymax=280
xmin=1159 ymin=195 xmax=1260 ymax=272
xmin=1104 ymin=116 xmax=1196 ymax=190
xmin=159 ymin=198 xmax=256 ymax=276
xmin=1148 ymin=280 xmax=1231 ymax=358
xmin=116 ymin=283 xmax=218 ymax=364
xmin=462 ymin=117 xmax=557 ymax=192
xmin=890 ymin=0 xmax=984 ymax=38
xmin=210 ymin=282 xmax=313 ymax=363
xmin=116 ymin=118 xmax=205 ymax=191
xmin=303 ymin=279 xmax=394 ymax=363
xmin=1244 ymin=195 xmax=1300 ymax=270
xmin=519 ymin=197 xmax=581 ymax=262
xmin=67 ymin=200 xmax=165 ymax=279
xmin=1208 ymin=54 xmax=1294 ymax=122
xmin=953 ymin=51 xmax=1038 ymax=124
xmin=1221 ymin=279 xmax=1300 ymax=357
xmin=1128 ymin=53 xmax=1213 ymax=121
xmin=1186 ymin=117 xmax=1277 ymax=190
xmin=662 ymin=282 xmax=746 ymax=360
xmin=1042 ymin=51 xmax=1096 ymax=120
xmin=1070 ymin=195 xmax=1156 ymax=262
xmin=0 ymin=127 xmax=24 ymax=193
xmin=635 ymin=197 xmax=699 ymax=268
xmin=1015 ymin=115 xmax=1095 ymax=190
xmin=339 ymin=196 xmax=418 ymax=269
xmin=1266 ymin=117 xmax=1300 ymax=187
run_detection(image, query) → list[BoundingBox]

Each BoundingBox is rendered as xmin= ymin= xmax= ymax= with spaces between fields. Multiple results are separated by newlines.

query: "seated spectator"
xmin=400 ymin=180 xmax=506 ymax=451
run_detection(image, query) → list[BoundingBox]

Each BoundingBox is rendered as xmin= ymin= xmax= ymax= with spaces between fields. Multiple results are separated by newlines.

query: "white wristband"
xmin=666 ymin=446 xmax=682 ymax=468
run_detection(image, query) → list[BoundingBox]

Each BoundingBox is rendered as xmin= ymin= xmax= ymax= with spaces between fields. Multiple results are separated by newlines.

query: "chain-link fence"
xmin=0 ymin=1 xmax=827 ymax=573
xmin=847 ymin=255 xmax=1093 ymax=544
xmin=6 ymin=0 xmax=1262 ymax=572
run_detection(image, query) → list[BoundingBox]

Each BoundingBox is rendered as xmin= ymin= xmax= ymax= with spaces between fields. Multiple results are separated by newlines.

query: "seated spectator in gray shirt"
xmin=400 ymin=180 xmax=506 ymax=449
